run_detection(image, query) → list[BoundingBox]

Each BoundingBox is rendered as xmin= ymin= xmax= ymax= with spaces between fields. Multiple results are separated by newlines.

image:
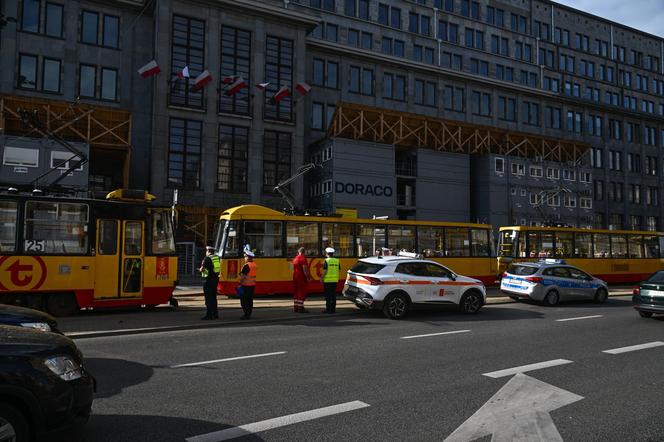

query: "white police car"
xmin=500 ymin=260 xmax=608 ymax=306
xmin=342 ymin=253 xmax=486 ymax=319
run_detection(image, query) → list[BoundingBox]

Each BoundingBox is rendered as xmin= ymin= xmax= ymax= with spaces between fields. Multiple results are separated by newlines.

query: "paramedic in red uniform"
xmin=292 ymin=247 xmax=311 ymax=313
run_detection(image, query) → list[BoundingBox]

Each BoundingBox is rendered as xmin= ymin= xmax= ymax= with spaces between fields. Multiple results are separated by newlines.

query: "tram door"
xmin=95 ymin=220 xmax=121 ymax=298
xmin=121 ymin=221 xmax=144 ymax=297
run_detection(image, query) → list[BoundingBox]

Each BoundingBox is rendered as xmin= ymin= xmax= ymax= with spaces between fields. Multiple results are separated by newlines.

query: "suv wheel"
xmin=639 ymin=311 xmax=653 ymax=318
xmin=460 ymin=290 xmax=483 ymax=314
xmin=0 ymin=403 xmax=30 ymax=442
xmin=594 ymin=288 xmax=608 ymax=304
xmin=383 ymin=292 xmax=409 ymax=320
xmin=544 ymin=290 xmax=559 ymax=306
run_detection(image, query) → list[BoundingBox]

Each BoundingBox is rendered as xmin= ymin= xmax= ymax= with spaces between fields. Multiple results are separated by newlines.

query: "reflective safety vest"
xmin=242 ymin=261 xmax=257 ymax=286
xmin=201 ymin=255 xmax=221 ymax=279
xmin=323 ymin=257 xmax=340 ymax=283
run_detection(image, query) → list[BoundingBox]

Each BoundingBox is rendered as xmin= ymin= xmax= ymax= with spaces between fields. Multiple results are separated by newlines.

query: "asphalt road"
xmin=67 ymin=295 xmax=664 ymax=442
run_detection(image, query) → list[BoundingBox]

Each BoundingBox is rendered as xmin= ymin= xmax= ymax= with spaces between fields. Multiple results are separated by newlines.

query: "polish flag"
xmin=256 ymin=82 xmax=270 ymax=90
xmin=295 ymin=82 xmax=311 ymax=96
xmin=138 ymin=60 xmax=160 ymax=78
xmin=191 ymin=70 xmax=213 ymax=91
xmin=177 ymin=66 xmax=190 ymax=79
xmin=221 ymin=75 xmax=236 ymax=84
xmin=272 ymin=86 xmax=290 ymax=103
xmin=225 ymin=77 xmax=248 ymax=96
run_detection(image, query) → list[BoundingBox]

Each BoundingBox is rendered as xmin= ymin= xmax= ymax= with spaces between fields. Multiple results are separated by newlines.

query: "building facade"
xmin=1 ymin=0 xmax=664 ymax=236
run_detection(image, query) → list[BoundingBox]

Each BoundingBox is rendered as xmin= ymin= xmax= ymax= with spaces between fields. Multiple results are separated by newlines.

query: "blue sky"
xmin=554 ymin=0 xmax=664 ymax=38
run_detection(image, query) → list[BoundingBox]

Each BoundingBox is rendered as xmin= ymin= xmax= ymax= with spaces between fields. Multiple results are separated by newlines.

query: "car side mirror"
xmin=450 ymin=273 xmax=457 ymax=281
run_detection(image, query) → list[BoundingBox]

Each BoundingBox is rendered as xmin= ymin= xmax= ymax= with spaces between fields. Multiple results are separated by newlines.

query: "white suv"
xmin=342 ymin=255 xmax=486 ymax=319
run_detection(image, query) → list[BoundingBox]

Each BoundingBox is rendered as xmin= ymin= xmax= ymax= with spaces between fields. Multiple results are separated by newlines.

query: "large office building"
xmin=2 ymin=0 xmax=664 ymax=240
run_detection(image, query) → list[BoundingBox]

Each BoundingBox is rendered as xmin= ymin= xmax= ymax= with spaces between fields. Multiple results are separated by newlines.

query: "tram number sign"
xmin=24 ymin=240 xmax=45 ymax=252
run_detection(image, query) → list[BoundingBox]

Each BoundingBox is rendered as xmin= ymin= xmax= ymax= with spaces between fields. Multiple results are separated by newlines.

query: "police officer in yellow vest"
xmin=200 ymin=245 xmax=220 ymax=320
xmin=321 ymin=247 xmax=340 ymax=314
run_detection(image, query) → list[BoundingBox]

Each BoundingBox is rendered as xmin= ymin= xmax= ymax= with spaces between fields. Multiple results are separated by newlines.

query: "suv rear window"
xmin=507 ymin=264 xmax=538 ymax=276
xmin=350 ymin=262 xmax=386 ymax=274
xmin=645 ymin=271 xmax=664 ymax=284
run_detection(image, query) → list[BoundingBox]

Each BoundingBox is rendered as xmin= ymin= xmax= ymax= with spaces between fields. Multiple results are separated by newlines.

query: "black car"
xmin=633 ymin=270 xmax=664 ymax=318
xmin=0 ymin=325 xmax=94 ymax=442
xmin=0 ymin=304 xmax=60 ymax=334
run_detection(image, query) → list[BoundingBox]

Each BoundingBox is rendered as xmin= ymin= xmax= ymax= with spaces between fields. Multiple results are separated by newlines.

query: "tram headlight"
xmin=20 ymin=322 xmax=51 ymax=332
xmin=44 ymin=356 xmax=82 ymax=381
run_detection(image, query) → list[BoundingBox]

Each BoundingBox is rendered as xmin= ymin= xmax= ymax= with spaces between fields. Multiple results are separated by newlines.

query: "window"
xmin=263 ymin=131 xmax=291 ymax=192
xmin=322 ymin=223 xmax=354 ymax=257
xmin=79 ymin=64 xmax=96 ymax=97
xmin=471 ymin=91 xmax=491 ymax=117
xmin=357 ymin=225 xmax=386 ymax=257
xmin=0 ymin=201 xmax=18 ymax=253
xmin=471 ymin=229 xmax=490 ymax=256
xmin=50 ymin=151 xmax=83 ymax=171
xmin=217 ymin=125 xmax=248 ymax=192
xmin=521 ymin=101 xmax=539 ymax=126
xmin=220 ymin=26 xmax=251 ymax=115
xmin=443 ymin=86 xmax=464 ymax=112
xmin=168 ymin=118 xmax=202 ymax=189
xmin=18 ymin=54 xmax=37 ymax=89
xmin=287 ymin=222 xmax=319 ymax=257
xmin=21 ymin=0 xmax=40 ymax=32
xmin=594 ymin=180 xmax=604 ymax=201
xmin=494 ymin=157 xmax=504 ymax=173
xmin=350 ymin=66 xmax=373 ymax=95
xmin=446 ymin=228 xmax=470 ymax=256
xmin=244 ymin=221 xmax=283 ymax=257
xmin=546 ymin=167 xmax=559 ymax=180
xmin=511 ymin=163 xmax=525 ymax=175
xmin=45 ymin=2 xmax=63 ymax=37
xmin=388 ymin=226 xmax=416 ymax=254
xmin=379 ymin=4 xmax=401 ymax=29
xmin=529 ymin=166 xmax=543 ymax=177
xmin=264 ymin=36 xmax=293 ymax=121
xmin=361 ymin=32 xmax=372 ymax=49
xmin=24 ymin=202 xmax=88 ymax=254
xmin=383 ymin=73 xmax=406 ymax=101
xmin=100 ymin=68 xmax=117 ymax=101
xmin=81 ymin=11 xmax=99 ymax=44
xmin=414 ymin=80 xmax=436 ymax=107
xmin=545 ymin=106 xmax=561 ymax=129
xmin=40 ymin=58 xmax=61 ymax=93
xmin=102 ymin=15 xmax=119 ymax=48
xmin=3 ymin=146 xmax=39 ymax=168
xmin=497 ymin=96 xmax=516 ymax=121
xmin=170 ymin=15 xmax=205 ymax=108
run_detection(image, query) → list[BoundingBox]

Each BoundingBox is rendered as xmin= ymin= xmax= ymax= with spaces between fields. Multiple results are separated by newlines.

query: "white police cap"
xmin=325 ymin=247 xmax=335 ymax=254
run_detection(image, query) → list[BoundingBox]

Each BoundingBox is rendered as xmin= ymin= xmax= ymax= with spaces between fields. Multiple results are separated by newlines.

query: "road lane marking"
xmin=602 ymin=341 xmax=664 ymax=355
xmin=185 ymin=400 xmax=370 ymax=442
xmin=170 ymin=351 xmax=287 ymax=368
xmin=482 ymin=359 xmax=573 ymax=378
xmin=401 ymin=330 xmax=471 ymax=340
xmin=555 ymin=315 xmax=603 ymax=322
xmin=444 ymin=373 xmax=583 ymax=442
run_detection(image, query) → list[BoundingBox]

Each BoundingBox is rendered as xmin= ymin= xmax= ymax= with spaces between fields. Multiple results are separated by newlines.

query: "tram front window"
xmin=150 ymin=211 xmax=175 ymax=254
xmin=499 ymin=230 xmax=518 ymax=257
xmin=218 ymin=221 xmax=240 ymax=258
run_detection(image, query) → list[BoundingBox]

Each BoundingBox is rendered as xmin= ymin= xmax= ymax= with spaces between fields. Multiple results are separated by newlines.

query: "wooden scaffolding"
xmin=0 ymin=95 xmax=133 ymax=186
xmin=329 ymin=102 xmax=590 ymax=163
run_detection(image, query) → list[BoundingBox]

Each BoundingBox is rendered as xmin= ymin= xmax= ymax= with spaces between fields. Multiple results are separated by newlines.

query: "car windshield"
xmin=350 ymin=262 xmax=386 ymax=274
xmin=506 ymin=264 xmax=538 ymax=276
xmin=645 ymin=271 xmax=664 ymax=284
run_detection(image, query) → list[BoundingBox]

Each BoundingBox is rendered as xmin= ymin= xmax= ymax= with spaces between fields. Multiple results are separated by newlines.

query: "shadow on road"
xmin=61 ymin=414 xmax=264 ymax=442
xmin=84 ymin=358 xmax=154 ymax=399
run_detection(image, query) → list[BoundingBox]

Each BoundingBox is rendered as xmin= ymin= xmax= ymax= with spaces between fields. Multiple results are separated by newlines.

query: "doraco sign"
xmin=335 ymin=182 xmax=393 ymax=197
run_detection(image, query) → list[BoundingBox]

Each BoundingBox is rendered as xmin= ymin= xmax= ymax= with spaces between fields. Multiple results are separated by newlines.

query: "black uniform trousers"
xmin=203 ymin=277 xmax=219 ymax=318
xmin=323 ymin=282 xmax=337 ymax=313
xmin=240 ymin=285 xmax=255 ymax=318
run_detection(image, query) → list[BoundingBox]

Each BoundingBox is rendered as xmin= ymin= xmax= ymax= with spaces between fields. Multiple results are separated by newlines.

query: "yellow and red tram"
xmin=0 ymin=189 xmax=178 ymax=315
xmin=213 ymin=205 xmax=497 ymax=296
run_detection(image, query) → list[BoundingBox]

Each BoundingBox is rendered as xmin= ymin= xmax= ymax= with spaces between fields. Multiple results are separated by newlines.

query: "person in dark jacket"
xmin=199 ymin=246 xmax=220 ymax=319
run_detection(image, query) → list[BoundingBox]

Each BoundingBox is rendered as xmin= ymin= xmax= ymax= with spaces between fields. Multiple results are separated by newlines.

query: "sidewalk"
xmin=59 ymin=287 xmax=634 ymax=339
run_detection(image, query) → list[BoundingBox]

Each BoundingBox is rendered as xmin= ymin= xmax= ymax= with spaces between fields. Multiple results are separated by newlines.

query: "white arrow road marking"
xmin=602 ymin=341 xmax=664 ymax=355
xmin=401 ymin=330 xmax=471 ymax=339
xmin=444 ymin=373 xmax=583 ymax=442
xmin=185 ymin=400 xmax=370 ymax=442
xmin=555 ymin=315 xmax=603 ymax=322
xmin=482 ymin=359 xmax=573 ymax=378
xmin=170 ymin=352 xmax=287 ymax=368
